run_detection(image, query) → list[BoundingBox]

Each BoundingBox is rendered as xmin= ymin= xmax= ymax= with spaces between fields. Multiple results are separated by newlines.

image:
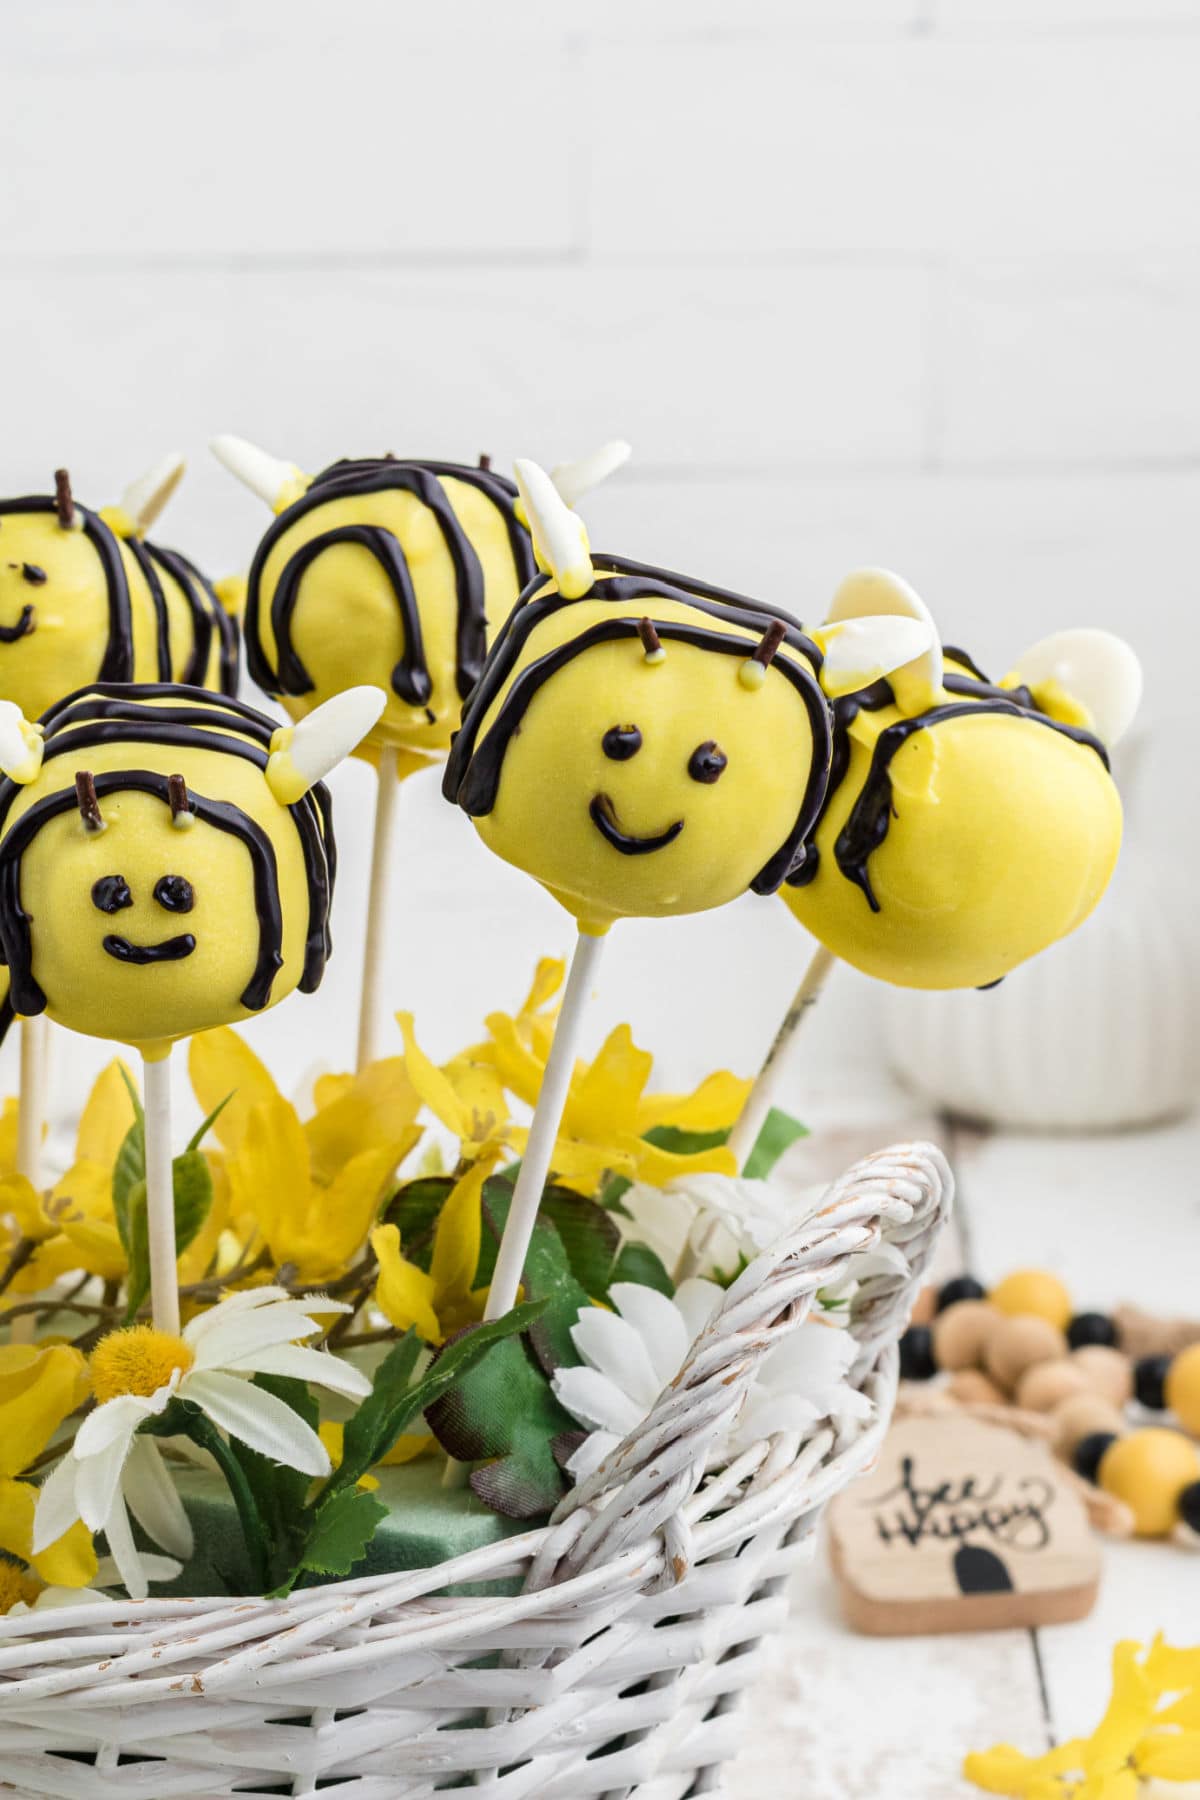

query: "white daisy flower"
xmin=32 ymin=1287 xmax=371 ymax=1601
xmin=553 ymin=1278 xmax=876 ymax=1483
xmin=620 ymin=1174 xmax=821 ymax=1279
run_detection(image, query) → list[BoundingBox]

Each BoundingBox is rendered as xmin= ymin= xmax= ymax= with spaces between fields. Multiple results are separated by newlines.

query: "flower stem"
xmin=184 ymin=1412 xmax=271 ymax=1594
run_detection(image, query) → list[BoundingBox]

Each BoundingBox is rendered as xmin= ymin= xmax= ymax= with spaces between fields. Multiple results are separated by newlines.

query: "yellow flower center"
xmin=90 ymin=1326 xmax=193 ymax=1403
xmin=0 ymin=1559 xmax=39 ymax=1615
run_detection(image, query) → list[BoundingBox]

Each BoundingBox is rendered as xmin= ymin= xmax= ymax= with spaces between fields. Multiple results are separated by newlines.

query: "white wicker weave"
xmin=0 ymin=1141 xmax=952 ymax=1800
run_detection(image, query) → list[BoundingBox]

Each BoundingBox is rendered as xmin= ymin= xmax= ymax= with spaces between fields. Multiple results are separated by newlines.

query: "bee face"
xmin=470 ymin=596 xmax=823 ymax=933
xmin=0 ymin=513 xmax=111 ymax=718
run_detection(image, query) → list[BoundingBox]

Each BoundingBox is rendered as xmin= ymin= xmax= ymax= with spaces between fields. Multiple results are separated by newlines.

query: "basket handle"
xmin=546 ymin=1139 xmax=953 ymax=1584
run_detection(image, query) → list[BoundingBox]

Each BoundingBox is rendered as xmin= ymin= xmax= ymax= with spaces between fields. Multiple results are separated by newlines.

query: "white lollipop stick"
xmin=143 ymin=1050 xmax=180 ymax=1335
xmin=356 ymin=745 xmax=401 ymax=1072
xmin=16 ymin=1017 xmax=44 ymax=1194
xmin=484 ymin=930 xmax=605 ymax=1320
xmin=725 ymin=942 xmax=838 ymax=1172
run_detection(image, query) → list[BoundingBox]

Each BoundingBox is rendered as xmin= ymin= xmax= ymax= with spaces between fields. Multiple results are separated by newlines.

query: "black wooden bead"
xmin=936 ymin=1276 xmax=987 ymax=1313
xmin=1073 ymin=1431 xmax=1119 ymax=1484
xmin=1134 ymin=1354 xmax=1172 ymax=1411
xmin=1180 ymin=1481 xmax=1200 ymax=1536
xmin=899 ymin=1325 xmax=937 ymax=1381
xmin=1067 ymin=1311 xmax=1119 ymax=1350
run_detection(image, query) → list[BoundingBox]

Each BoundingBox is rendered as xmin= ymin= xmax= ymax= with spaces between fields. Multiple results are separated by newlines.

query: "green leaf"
xmin=478 ymin=1189 xmax=589 ymax=1373
xmin=641 ymin=1122 xmax=731 ymax=1156
xmin=336 ymin=1331 xmax=423 ymax=1487
xmin=379 ymin=1176 xmax=453 ymax=1272
xmin=610 ymin=1240 xmax=675 ymax=1297
xmin=293 ymin=1488 xmax=389 ymax=1580
xmin=742 ymin=1107 xmax=808 ymax=1180
xmin=116 ymin=1062 xmax=145 ymax=1127
xmin=469 ymin=1174 xmax=516 ymax=1289
xmin=426 ymin=1329 xmax=578 ymax=1519
xmin=229 ymin=1375 xmax=318 ymax=1589
xmin=122 ymin=1180 xmax=150 ymax=1320
xmin=113 ymin=1118 xmax=146 ymax=1244
xmin=322 ymin=1301 xmax=546 ymax=1504
xmin=185 ymin=1092 xmax=233 ymax=1155
xmin=537 ymin=1187 xmax=622 ymax=1297
xmin=171 ymin=1150 xmax=213 ymax=1259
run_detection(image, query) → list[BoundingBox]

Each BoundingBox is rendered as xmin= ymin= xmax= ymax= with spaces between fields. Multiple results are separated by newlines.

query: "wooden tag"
xmin=828 ymin=1414 xmax=1101 ymax=1636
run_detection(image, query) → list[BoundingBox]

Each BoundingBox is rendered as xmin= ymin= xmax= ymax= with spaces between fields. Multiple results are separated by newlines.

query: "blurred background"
xmin=2 ymin=0 xmax=1198 ymax=1134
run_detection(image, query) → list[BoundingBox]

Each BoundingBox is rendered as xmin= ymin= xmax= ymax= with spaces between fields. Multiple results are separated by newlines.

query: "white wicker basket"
xmin=0 ymin=1141 xmax=952 ymax=1799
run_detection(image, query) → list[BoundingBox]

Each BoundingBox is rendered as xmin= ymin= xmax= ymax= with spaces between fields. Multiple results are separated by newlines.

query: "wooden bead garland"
xmin=900 ymin=1269 xmax=1200 ymax=1544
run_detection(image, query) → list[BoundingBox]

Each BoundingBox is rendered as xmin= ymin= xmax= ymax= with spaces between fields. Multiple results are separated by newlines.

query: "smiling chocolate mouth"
xmin=0 ymin=605 xmax=36 ymax=644
xmin=589 ymin=793 xmax=684 ymax=856
xmin=103 ymin=933 xmax=197 ymax=965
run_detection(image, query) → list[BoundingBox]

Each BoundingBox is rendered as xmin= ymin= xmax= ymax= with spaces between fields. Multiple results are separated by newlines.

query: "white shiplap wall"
xmin=1 ymin=0 xmax=1197 ymax=1107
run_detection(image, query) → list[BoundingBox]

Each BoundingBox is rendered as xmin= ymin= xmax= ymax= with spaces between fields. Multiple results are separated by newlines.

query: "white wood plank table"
xmin=728 ymin=1077 xmax=1200 ymax=1799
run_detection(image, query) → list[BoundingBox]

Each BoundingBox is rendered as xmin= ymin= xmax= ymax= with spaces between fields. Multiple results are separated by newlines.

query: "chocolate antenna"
xmin=637 ymin=616 xmax=665 ymax=662
xmin=167 ymin=773 xmax=194 ymax=829
xmin=54 ymin=469 xmax=76 ymax=530
xmin=478 ymin=452 xmax=492 ymax=471
xmin=752 ymin=620 xmax=788 ymax=670
xmin=75 ymin=771 xmax=105 ymax=833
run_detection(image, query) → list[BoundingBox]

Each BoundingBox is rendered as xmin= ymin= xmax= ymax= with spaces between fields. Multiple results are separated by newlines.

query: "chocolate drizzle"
xmin=0 ymin=684 xmax=337 ymax=1026
xmin=244 ymin=457 xmax=534 ymax=711
xmin=444 ymin=555 xmax=832 ymax=897
xmin=0 ymin=496 xmax=239 ymax=696
xmin=787 ymin=652 xmax=1110 ymax=909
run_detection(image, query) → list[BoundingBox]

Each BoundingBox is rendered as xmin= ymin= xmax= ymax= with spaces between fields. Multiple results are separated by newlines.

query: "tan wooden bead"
xmin=911 ymin=1284 xmax=938 ymax=1328
xmin=1071 ymin=1344 xmax=1134 ymax=1408
xmin=947 ymin=1368 xmax=1008 ymax=1407
xmin=932 ymin=1300 xmax=1002 ymax=1372
xmin=1016 ymin=1358 xmax=1089 ymax=1414
xmin=1052 ymin=1391 xmax=1125 ymax=1459
xmin=984 ymin=1315 xmax=1068 ymax=1392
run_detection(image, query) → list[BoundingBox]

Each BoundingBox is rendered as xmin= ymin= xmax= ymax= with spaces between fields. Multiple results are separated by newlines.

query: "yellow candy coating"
xmin=244 ymin=458 xmax=531 ymax=762
xmin=989 ymin=1269 xmax=1074 ymax=1330
xmin=781 ymin=652 xmax=1123 ymax=989
xmin=0 ymin=687 xmax=335 ymax=1058
xmin=443 ymin=563 xmax=831 ymax=935
xmin=1098 ymin=1428 xmax=1200 ymax=1538
xmin=0 ymin=499 xmax=237 ymax=722
xmin=1165 ymin=1344 xmax=1200 ymax=1438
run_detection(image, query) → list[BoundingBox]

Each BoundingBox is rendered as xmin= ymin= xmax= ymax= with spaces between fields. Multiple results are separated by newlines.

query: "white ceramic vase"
xmin=882 ymin=852 xmax=1200 ymax=1132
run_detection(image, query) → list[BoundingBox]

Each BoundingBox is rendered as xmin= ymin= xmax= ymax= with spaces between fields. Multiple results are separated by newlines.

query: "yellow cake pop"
xmin=444 ymin=464 xmax=935 ymax=937
xmin=0 ymin=681 xmax=384 ymax=1057
xmin=0 ymin=461 xmax=239 ymax=724
xmin=212 ymin=435 xmax=630 ymax=767
xmin=780 ymin=569 xmax=1139 ymax=990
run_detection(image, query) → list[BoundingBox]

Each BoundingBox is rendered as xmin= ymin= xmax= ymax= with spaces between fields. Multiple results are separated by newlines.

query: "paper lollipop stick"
xmin=445 ymin=462 xmax=933 ymax=1312
xmin=214 ymin=434 xmax=631 ymax=1072
xmin=725 ymin=941 xmax=837 ymax=1171
xmin=0 ymin=682 xmax=383 ymax=1331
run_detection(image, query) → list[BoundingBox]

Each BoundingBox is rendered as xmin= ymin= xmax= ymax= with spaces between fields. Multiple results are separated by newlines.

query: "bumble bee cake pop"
xmin=444 ymin=463 xmax=935 ymax=1318
xmin=0 ymin=460 xmax=239 ymax=721
xmin=726 ymin=569 xmax=1139 ymax=1165
xmin=212 ymin=434 xmax=630 ymax=1068
xmin=0 ymin=679 xmax=385 ymax=1331
xmin=781 ymin=568 xmax=1138 ymax=991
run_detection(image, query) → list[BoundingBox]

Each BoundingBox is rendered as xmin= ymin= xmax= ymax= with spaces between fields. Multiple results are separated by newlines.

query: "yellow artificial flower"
xmin=0 ymin=1062 xmax=136 ymax=1291
xmin=371 ymin=1147 xmax=503 ymax=1345
xmin=0 ymin=1343 xmax=96 ymax=1603
xmin=190 ymin=1029 xmax=422 ymax=1284
xmin=486 ymin=1013 xmax=748 ymax=1195
xmin=965 ymin=1637 xmax=1200 ymax=1797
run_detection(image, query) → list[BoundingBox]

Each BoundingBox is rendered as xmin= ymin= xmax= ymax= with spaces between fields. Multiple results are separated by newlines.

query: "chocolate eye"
xmin=602 ymin=725 xmax=643 ymax=761
xmin=92 ymin=875 xmax=132 ymax=914
xmin=21 ymin=563 xmax=47 ymax=586
xmin=688 ymin=741 xmax=728 ymax=784
xmin=153 ymin=875 xmax=195 ymax=914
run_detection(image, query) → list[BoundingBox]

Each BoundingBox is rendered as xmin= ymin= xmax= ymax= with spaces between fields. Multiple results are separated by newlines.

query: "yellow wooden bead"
xmin=1098 ymin=1428 xmax=1200 ymax=1538
xmin=989 ymin=1269 xmax=1073 ymax=1330
xmin=1165 ymin=1343 xmax=1200 ymax=1437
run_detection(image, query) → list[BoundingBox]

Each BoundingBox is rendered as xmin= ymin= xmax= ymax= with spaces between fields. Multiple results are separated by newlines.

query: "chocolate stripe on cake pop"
xmin=0 ymin=773 xmax=285 ymax=1017
xmin=451 ymin=613 xmax=832 ymax=896
xmin=245 ymin=458 xmax=531 ymax=709
xmin=150 ymin=547 xmax=240 ymax=695
xmin=124 ymin=536 xmax=174 ymax=681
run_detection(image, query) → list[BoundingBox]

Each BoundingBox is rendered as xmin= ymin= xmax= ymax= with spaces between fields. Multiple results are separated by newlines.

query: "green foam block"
xmin=164 ymin=1456 xmax=527 ymax=1598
